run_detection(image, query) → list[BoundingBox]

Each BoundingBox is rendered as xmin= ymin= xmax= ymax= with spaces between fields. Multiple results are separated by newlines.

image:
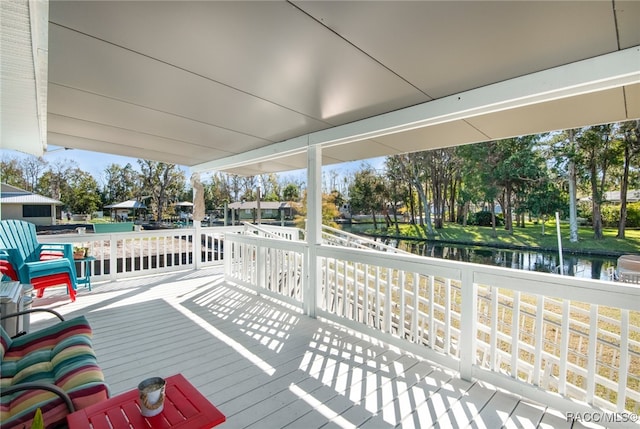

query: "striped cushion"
xmin=0 ymin=327 xmax=11 ymax=361
xmin=0 ymin=316 xmax=109 ymax=429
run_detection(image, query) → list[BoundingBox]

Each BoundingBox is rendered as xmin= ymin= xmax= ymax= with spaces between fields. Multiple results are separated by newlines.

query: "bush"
xmin=601 ymin=204 xmax=620 ymax=227
xmin=468 ymin=211 xmax=504 ymax=227
xmin=590 ymin=202 xmax=640 ymax=228
xmin=627 ymin=202 xmax=640 ymax=227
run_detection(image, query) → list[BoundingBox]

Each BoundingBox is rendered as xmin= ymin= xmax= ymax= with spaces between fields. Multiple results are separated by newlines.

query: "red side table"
xmin=67 ymin=374 xmax=225 ymax=429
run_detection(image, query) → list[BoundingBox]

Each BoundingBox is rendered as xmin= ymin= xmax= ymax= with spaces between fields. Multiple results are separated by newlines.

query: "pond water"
xmin=339 ymin=224 xmax=618 ymax=280
xmin=396 ymin=240 xmax=617 ymax=280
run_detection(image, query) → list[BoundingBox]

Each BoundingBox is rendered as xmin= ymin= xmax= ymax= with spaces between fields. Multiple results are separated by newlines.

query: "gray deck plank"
xmin=467 ymin=388 xmax=520 ymax=429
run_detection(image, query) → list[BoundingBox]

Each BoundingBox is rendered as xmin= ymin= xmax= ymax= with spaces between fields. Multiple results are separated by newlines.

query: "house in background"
xmin=228 ymin=201 xmax=295 ymax=224
xmin=604 ymin=189 xmax=640 ymax=203
xmin=104 ymin=199 xmax=147 ymax=222
xmin=0 ymin=183 xmax=62 ymax=226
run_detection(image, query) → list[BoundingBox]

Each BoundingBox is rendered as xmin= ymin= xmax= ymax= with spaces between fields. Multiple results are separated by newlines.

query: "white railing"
xmin=320 ymin=224 xmax=410 ymax=254
xmin=225 ymin=232 xmax=306 ymax=308
xmin=224 ymin=231 xmax=640 ymax=426
xmin=39 ymin=225 xmax=244 ymax=282
xmin=242 ymin=222 xmax=304 ymax=241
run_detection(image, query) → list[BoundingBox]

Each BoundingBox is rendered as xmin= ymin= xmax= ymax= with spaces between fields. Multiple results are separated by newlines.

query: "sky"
xmin=1 ymin=145 xmax=386 ymax=189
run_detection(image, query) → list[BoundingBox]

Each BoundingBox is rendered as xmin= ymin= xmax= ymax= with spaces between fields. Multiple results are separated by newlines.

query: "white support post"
xmin=460 ymin=269 xmax=476 ymax=381
xmin=304 ymin=144 xmax=322 ymax=318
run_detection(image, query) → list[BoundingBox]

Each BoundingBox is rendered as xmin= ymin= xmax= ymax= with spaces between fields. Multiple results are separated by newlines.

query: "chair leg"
xmin=66 ymin=281 xmax=76 ymax=302
xmin=30 ymin=274 xmax=76 ymax=302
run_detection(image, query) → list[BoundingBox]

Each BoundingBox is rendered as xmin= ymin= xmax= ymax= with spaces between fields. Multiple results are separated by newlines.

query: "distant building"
xmin=228 ymin=201 xmax=295 ymax=222
xmin=0 ymin=183 xmax=62 ymax=225
xmin=604 ymin=190 xmax=640 ymax=203
xmin=104 ymin=199 xmax=147 ymax=221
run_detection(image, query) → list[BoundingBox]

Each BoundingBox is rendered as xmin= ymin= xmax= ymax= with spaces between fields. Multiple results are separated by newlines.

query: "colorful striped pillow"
xmin=0 ymin=316 xmax=109 ymax=429
xmin=0 ymin=326 xmax=11 ymax=361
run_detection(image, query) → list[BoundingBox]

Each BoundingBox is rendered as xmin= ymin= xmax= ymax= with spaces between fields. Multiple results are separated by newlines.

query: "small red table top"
xmin=67 ymin=374 xmax=225 ymax=429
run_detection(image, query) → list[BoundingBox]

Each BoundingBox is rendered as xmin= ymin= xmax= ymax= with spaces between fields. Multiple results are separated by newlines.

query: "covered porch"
xmin=2 ymin=1 xmax=640 ymax=427
xmin=32 ymin=224 xmax=640 ymax=428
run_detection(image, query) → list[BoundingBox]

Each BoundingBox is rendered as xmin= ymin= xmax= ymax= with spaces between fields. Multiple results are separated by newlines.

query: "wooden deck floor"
xmin=30 ymin=268 xmax=600 ymax=429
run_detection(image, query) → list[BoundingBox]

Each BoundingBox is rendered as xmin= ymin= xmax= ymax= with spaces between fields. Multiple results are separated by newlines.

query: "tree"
xmin=20 ymin=156 xmax=47 ymax=192
xmin=294 ymin=190 xmax=340 ymax=229
xmin=617 ymin=121 xmax=640 ymax=238
xmin=259 ymin=173 xmax=281 ymax=201
xmin=426 ymin=148 xmax=457 ymax=229
xmin=348 ymin=165 xmax=386 ymax=230
xmin=457 ymin=142 xmax=501 ymax=236
xmin=137 ymin=160 xmax=186 ymax=222
xmin=385 ymin=156 xmax=409 ymax=234
xmin=102 ymin=163 xmax=139 ymax=204
xmin=489 ymin=137 xmax=543 ymax=233
xmin=549 ymin=129 xmax=581 ymax=242
xmin=394 ymin=153 xmax=435 ymax=235
xmin=576 ymin=125 xmax=617 ymax=239
xmin=206 ymin=173 xmax=233 ymax=211
xmin=59 ymin=168 xmax=101 ymax=214
xmin=525 ymin=179 xmax=565 ymax=235
xmin=283 ymin=183 xmax=300 ymax=202
xmin=0 ymin=156 xmax=26 ymax=188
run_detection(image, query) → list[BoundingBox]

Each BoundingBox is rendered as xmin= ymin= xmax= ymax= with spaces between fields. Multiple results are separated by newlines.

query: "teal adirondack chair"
xmin=0 ymin=220 xmax=78 ymax=299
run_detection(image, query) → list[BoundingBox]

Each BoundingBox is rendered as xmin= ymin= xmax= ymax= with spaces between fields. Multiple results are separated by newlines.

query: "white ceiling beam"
xmin=1 ymin=0 xmax=49 ymax=156
xmin=192 ymin=46 xmax=640 ymax=174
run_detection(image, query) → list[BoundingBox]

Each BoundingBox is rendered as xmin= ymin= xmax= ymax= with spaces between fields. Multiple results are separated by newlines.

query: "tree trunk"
xmin=419 ymin=182 xmax=434 ymax=234
xmin=590 ymin=163 xmax=603 ymax=239
xmin=490 ymin=201 xmax=497 ymax=238
xmin=408 ymin=186 xmax=416 ymax=225
xmin=618 ymin=142 xmax=630 ymax=239
xmin=503 ymin=186 xmax=513 ymax=233
xmin=449 ymin=178 xmax=457 ymax=223
xmin=568 ymin=160 xmax=579 ymax=242
xmin=462 ymin=201 xmax=469 ymax=227
xmin=392 ymin=205 xmax=400 ymax=235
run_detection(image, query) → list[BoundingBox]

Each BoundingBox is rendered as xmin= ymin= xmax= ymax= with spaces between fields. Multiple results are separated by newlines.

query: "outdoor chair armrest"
xmin=39 ymin=242 xmax=74 ymax=259
xmin=0 ymin=308 xmax=65 ymax=322
xmin=0 ymin=248 xmax=24 ymax=269
xmin=0 ymin=382 xmax=75 ymax=413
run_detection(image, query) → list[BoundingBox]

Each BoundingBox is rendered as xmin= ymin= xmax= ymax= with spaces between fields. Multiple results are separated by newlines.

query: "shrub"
xmin=468 ymin=211 xmax=504 ymax=227
xmin=599 ymin=202 xmax=640 ymax=228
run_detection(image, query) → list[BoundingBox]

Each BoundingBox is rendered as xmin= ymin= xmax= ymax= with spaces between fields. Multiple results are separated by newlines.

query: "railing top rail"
xmin=37 ymin=225 xmax=245 ymax=241
xmin=241 ymin=222 xmax=300 ymax=239
xmin=321 ymin=224 xmax=410 ymax=254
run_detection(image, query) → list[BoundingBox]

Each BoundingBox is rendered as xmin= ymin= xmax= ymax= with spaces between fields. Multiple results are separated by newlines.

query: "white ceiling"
xmin=3 ymin=1 xmax=640 ymax=175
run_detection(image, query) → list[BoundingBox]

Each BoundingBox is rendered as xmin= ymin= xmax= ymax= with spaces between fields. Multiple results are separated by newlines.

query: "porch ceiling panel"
xmin=47 ymin=115 xmax=229 ymax=163
xmin=47 ymin=133 xmax=200 ymax=168
xmin=627 ymin=84 xmax=640 ymax=119
xmin=372 ymin=121 xmax=490 ymax=155
xmin=323 ymin=139 xmax=404 ymax=165
xmin=465 ymin=86 xmax=636 ymax=141
xmin=222 ymin=153 xmax=311 ymax=178
xmin=47 ymin=84 xmax=269 ymax=159
xmin=294 ymin=1 xmax=624 ymax=99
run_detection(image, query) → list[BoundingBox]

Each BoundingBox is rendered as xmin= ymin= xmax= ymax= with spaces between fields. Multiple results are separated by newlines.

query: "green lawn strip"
xmin=364 ymin=222 xmax=640 ymax=256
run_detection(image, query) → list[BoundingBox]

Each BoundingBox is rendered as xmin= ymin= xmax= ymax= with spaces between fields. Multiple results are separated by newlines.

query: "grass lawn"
xmin=368 ymin=221 xmax=640 ymax=255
